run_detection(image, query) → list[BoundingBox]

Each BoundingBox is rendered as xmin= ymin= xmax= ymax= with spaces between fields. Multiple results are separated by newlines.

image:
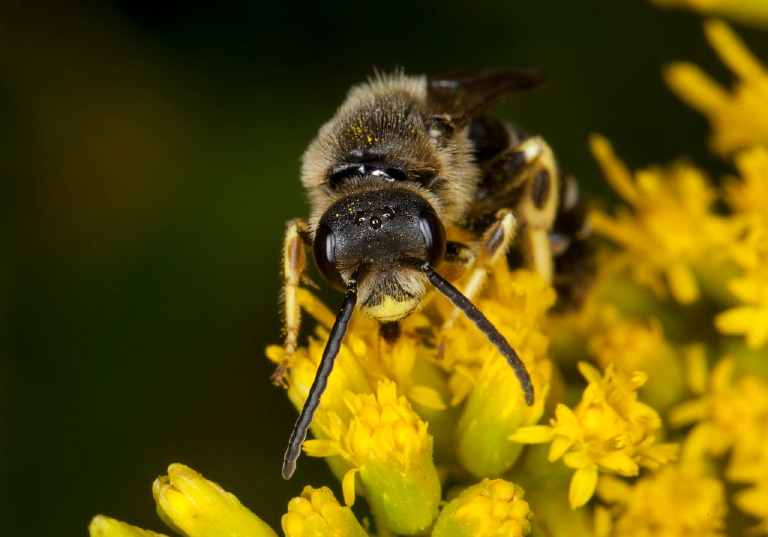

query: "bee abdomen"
xmin=549 ymin=172 xmax=596 ymax=310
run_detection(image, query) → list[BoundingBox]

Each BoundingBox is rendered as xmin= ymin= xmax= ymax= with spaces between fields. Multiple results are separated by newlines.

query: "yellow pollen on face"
xmin=361 ymin=295 xmax=420 ymax=322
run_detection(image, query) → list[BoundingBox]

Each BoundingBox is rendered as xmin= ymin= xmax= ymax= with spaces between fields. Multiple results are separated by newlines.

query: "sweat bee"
xmin=276 ymin=66 xmax=593 ymax=479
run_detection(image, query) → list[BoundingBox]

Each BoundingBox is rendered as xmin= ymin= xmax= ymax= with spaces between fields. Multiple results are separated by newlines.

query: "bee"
xmin=276 ymin=66 xmax=593 ymax=479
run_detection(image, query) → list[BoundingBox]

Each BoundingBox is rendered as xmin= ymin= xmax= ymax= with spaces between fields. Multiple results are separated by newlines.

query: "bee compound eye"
xmin=419 ymin=208 xmax=446 ymax=268
xmin=313 ymin=225 xmax=346 ymax=292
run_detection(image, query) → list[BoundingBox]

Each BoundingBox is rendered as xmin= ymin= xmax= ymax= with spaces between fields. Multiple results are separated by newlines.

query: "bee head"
xmin=313 ymin=186 xmax=446 ymax=321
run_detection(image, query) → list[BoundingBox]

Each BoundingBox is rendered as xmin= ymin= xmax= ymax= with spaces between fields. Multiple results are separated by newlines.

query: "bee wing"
xmin=426 ymin=66 xmax=546 ymax=127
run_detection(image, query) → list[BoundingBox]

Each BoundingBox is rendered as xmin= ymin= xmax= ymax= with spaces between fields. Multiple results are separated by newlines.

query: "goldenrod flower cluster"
xmin=89 ymin=5 xmax=768 ymax=537
xmin=268 ymin=256 xmax=544 ymax=535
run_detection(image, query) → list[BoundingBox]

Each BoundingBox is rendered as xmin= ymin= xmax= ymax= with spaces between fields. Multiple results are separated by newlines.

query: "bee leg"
xmin=273 ymin=218 xmax=311 ymax=386
xmin=509 ymin=136 xmax=559 ymax=283
xmin=438 ymin=210 xmax=517 ymax=356
xmin=438 ymin=241 xmax=476 ymax=282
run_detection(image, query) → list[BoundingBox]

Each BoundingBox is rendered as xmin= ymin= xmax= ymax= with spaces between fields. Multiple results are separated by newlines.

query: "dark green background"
xmin=2 ymin=1 xmax=766 ymax=535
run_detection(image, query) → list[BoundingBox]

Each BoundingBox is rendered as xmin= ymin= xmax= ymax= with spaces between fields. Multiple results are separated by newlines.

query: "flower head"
xmin=512 ymin=363 xmax=678 ymax=508
xmin=589 ymin=135 xmax=738 ymax=304
xmin=304 ymin=379 xmax=441 ymax=535
xmin=670 ymin=354 xmax=768 ymax=532
xmin=432 ymin=479 xmax=532 ymax=537
xmin=671 ymin=354 xmax=768 ymax=468
xmin=665 ymin=19 xmax=768 ymax=155
xmin=586 ymin=308 xmax=685 ymax=411
xmin=282 ymin=486 xmax=367 ymax=537
xmin=596 ymin=465 xmax=727 ymax=537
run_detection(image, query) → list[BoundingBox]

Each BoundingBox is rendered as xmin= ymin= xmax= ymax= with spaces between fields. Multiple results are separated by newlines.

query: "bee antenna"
xmin=282 ymin=269 xmax=362 ymax=479
xmin=418 ymin=262 xmax=534 ymax=406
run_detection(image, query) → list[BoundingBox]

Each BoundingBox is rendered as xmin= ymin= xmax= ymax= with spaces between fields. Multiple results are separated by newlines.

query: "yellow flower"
xmin=432 ymin=479 xmax=532 ymax=537
xmin=511 ymin=363 xmax=678 ymax=509
xmin=714 ymin=145 xmax=768 ymax=349
xmin=282 ymin=486 xmax=367 ymax=537
xmin=669 ymin=356 xmax=768 ymax=456
xmin=304 ymin=379 xmax=441 ymax=535
xmin=153 ymin=464 xmax=279 ymax=537
xmin=586 ymin=308 xmax=684 ymax=411
xmin=662 ymin=24 xmax=768 ymax=348
xmin=650 ymin=0 xmax=768 ymax=29
xmin=89 ymin=464 xmax=278 ymax=537
xmin=590 ymin=134 xmax=738 ymax=304
xmin=596 ymin=465 xmax=727 ymax=537
xmin=714 ymin=258 xmax=768 ymax=348
xmin=665 ymin=20 xmax=768 ymax=155
xmin=670 ymin=349 xmax=768 ymax=532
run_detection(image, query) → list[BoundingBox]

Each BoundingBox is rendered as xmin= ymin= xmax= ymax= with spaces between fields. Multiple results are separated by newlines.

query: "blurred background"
xmin=2 ymin=0 xmax=767 ymax=535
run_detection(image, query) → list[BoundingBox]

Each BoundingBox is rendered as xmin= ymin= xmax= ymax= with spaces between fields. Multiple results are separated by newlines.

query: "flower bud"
xmin=152 ymin=464 xmax=278 ymax=537
xmin=455 ymin=355 xmax=550 ymax=477
xmin=282 ymin=486 xmax=367 ymax=537
xmin=433 ymin=479 xmax=532 ymax=537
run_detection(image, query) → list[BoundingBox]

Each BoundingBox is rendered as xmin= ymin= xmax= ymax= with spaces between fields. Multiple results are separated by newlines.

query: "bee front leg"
xmin=438 ymin=210 xmax=517 ymax=355
xmin=273 ymin=218 xmax=311 ymax=386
